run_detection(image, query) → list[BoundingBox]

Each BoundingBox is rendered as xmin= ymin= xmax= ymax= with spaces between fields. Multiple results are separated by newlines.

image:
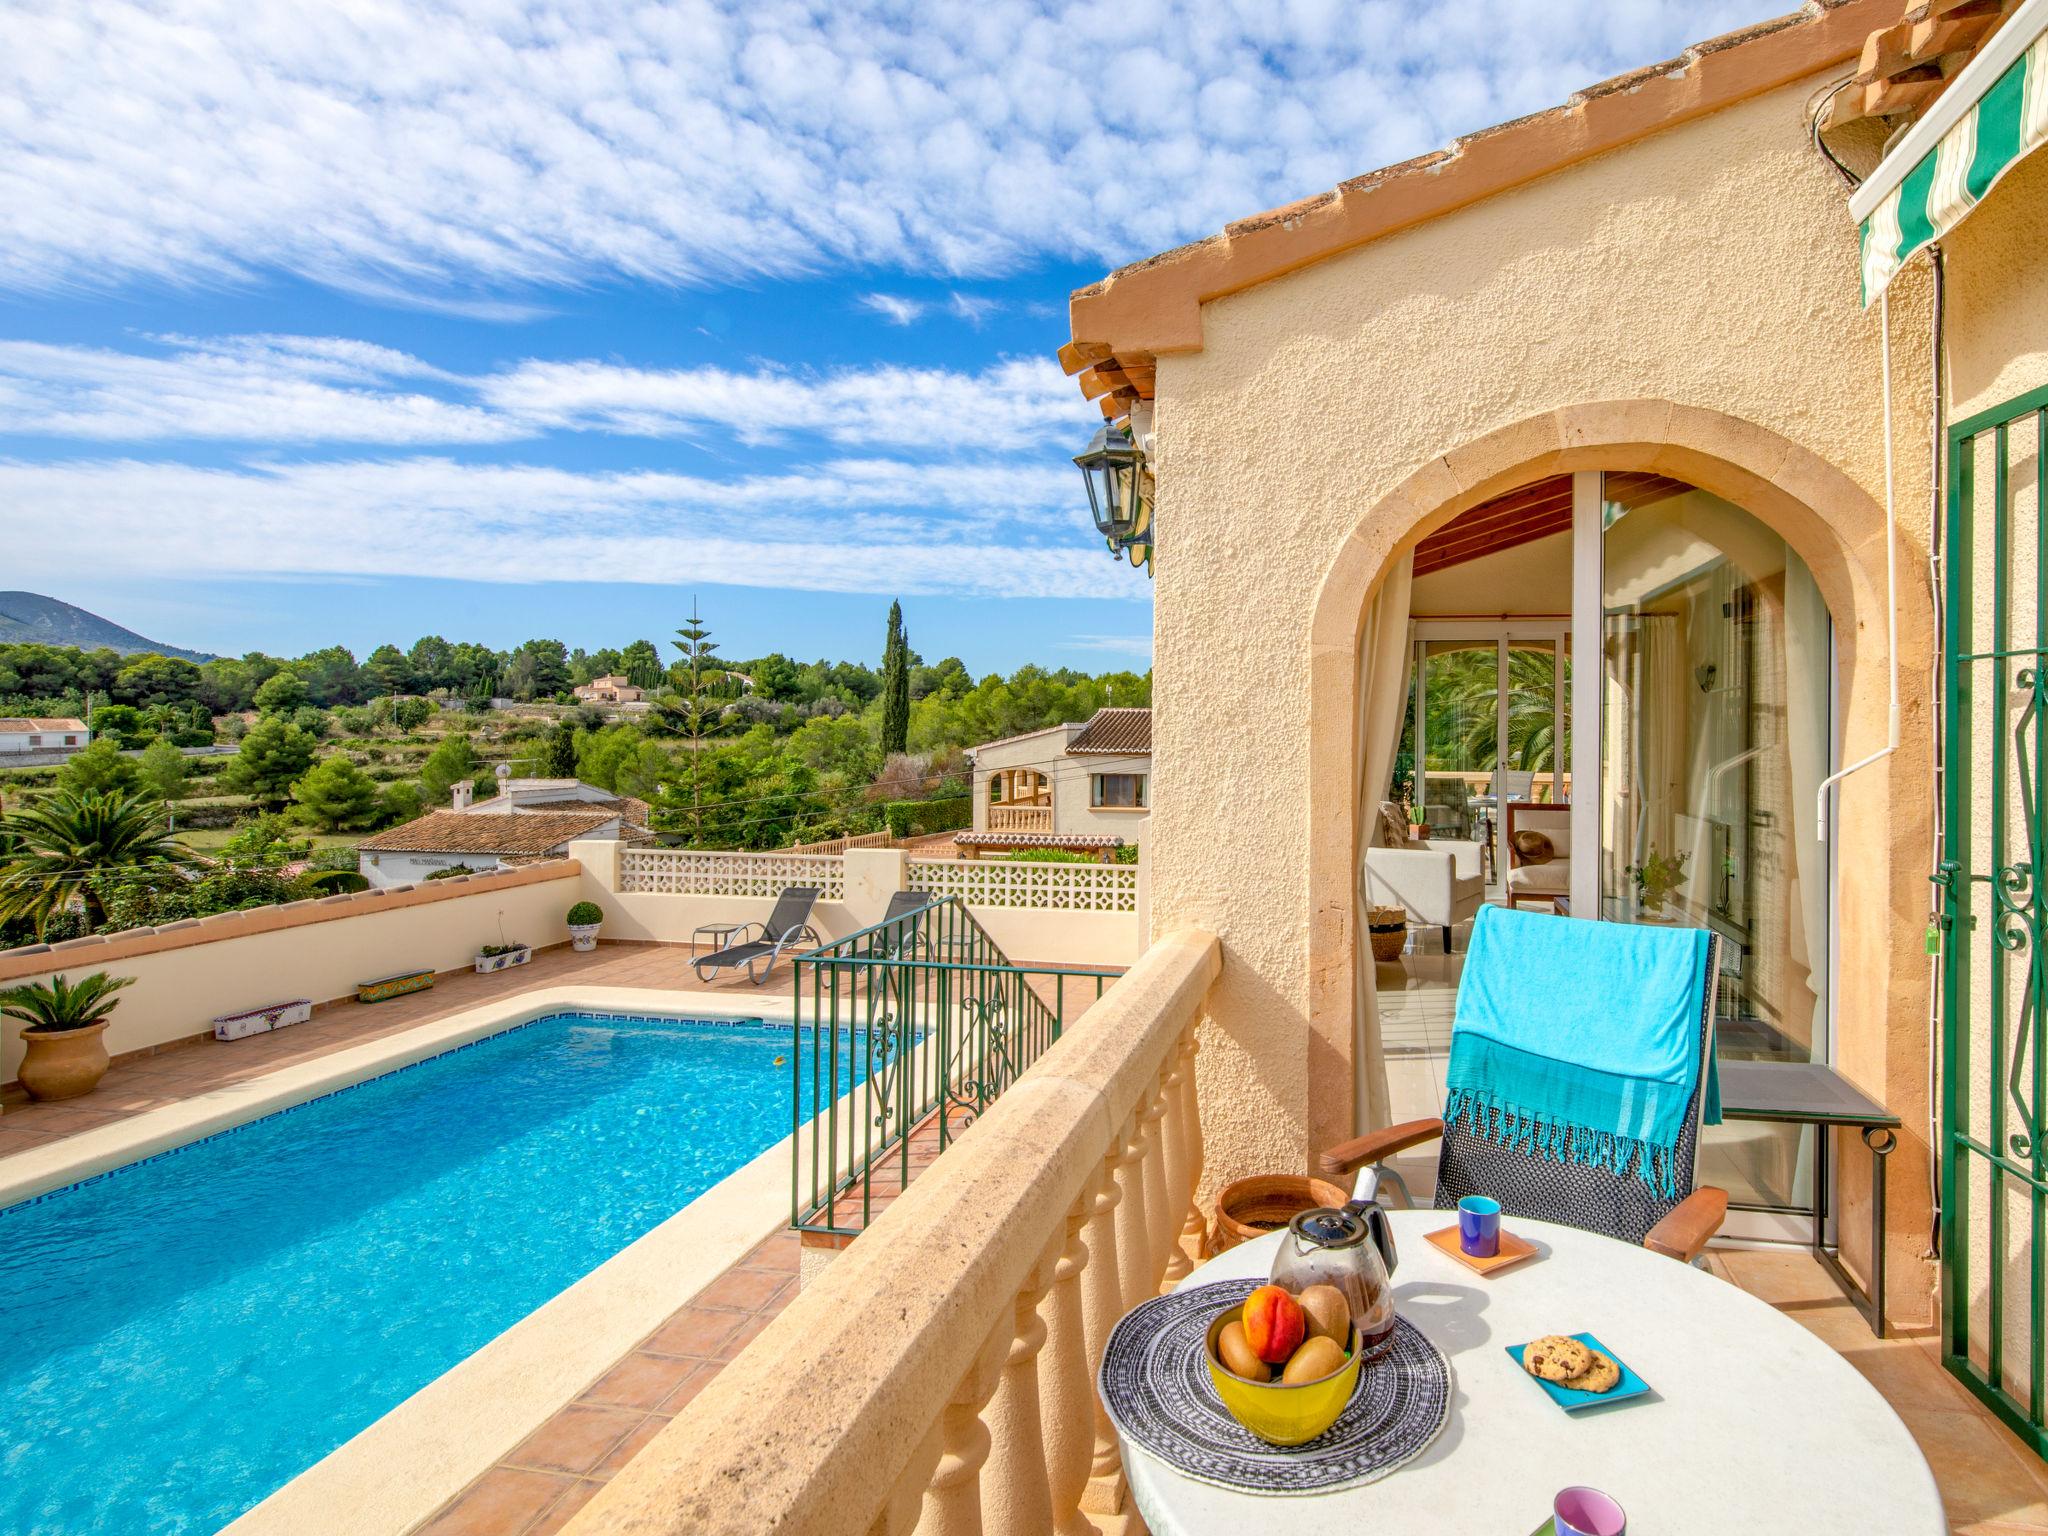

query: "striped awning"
xmin=1855 ymin=1 xmax=2048 ymax=306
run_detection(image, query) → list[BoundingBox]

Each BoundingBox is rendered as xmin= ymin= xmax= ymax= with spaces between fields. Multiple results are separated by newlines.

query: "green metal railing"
xmin=1941 ymin=380 xmax=2048 ymax=1454
xmin=790 ymin=896 xmax=1114 ymax=1237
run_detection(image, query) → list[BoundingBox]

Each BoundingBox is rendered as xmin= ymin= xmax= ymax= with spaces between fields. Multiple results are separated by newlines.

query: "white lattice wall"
xmin=619 ymin=850 xmax=846 ymax=900
xmin=907 ymin=858 xmax=1137 ymax=913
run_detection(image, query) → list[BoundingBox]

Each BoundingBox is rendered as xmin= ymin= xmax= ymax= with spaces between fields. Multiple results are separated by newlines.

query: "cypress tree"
xmin=880 ymin=600 xmax=909 ymax=756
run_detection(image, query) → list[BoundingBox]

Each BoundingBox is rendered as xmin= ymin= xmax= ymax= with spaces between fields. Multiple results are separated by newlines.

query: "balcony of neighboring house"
xmin=985 ymin=765 xmax=1054 ymax=834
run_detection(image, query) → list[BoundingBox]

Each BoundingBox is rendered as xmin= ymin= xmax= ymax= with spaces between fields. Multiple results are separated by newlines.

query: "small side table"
xmin=693 ymin=921 xmax=747 ymax=956
xmin=1718 ymin=1059 xmax=1902 ymax=1337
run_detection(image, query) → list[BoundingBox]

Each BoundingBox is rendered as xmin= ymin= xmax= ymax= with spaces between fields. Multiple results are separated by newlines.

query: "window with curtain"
xmin=1091 ymin=773 xmax=1146 ymax=808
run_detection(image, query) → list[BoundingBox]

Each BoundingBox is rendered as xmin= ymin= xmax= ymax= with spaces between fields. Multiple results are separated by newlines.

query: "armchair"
xmin=1363 ymin=837 xmax=1485 ymax=953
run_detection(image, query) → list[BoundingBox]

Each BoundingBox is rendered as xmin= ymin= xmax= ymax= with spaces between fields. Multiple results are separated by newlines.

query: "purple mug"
xmin=1457 ymin=1195 xmax=1501 ymax=1257
xmin=1554 ymin=1486 xmax=1626 ymax=1536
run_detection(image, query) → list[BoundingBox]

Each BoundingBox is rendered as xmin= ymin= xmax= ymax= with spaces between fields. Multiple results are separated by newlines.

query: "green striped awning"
xmin=1857 ymin=21 xmax=2048 ymax=305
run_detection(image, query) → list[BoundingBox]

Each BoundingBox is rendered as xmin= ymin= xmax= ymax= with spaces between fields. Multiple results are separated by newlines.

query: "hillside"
xmin=0 ymin=593 xmax=214 ymax=662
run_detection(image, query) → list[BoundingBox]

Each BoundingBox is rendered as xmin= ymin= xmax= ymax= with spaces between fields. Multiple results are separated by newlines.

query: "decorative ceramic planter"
xmin=17 ymin=1020 xmax=111 ymax=1102
xmin=568 ymin=923 xmax=602 ymax=953
xmin=474 ymin=946 xmax=532 ymax=974
xmin=213 ymin=999 xmax=312 ymax=1042
xmin=356 ymin=970 xmax=433 ymax=1004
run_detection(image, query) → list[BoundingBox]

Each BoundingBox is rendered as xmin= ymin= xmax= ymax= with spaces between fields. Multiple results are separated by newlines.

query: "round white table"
xmin=1121 ymin=1211 xmax=1943 ymax=1535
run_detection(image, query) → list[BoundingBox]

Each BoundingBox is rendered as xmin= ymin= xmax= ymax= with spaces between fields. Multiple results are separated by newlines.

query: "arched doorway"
xmin=1305 ymin=402 xmax=1932 ymax=1300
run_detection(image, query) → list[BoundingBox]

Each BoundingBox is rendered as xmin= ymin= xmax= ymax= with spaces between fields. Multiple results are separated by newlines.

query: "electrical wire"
xmin=1810 ymin=77 xmax=1865 ymax=190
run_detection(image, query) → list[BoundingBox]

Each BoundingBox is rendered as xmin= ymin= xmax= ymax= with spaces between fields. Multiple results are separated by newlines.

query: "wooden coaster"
xmin=1425 ymin=1224 xmax=1540 ymax=1276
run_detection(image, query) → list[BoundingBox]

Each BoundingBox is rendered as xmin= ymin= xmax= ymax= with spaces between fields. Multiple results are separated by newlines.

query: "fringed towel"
xmin=1444 ymin=906 xmax=1718 ymax=1197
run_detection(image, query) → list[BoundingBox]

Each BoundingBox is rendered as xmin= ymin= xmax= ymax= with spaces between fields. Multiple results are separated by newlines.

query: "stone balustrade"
xmin=988 ymin=805 xmax=1055 ymax=833
xmin=562 ymin=927 xmax=1222 ymax=1536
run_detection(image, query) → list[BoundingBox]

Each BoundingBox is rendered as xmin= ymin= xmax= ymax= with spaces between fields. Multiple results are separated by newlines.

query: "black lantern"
xmin=1074 ymin=423 xmax=1148 ymax=554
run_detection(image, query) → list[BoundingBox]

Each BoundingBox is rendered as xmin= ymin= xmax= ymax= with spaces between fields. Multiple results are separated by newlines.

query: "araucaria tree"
xmin=656 ymin=601 xmax=730 ymax=842
xmin=880 ymin=600 xmax=909 ymax=757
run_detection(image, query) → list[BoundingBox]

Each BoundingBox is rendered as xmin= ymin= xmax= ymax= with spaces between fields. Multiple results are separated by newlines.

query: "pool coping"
xmin=2 ymin=984 xmax=811 ymax=1536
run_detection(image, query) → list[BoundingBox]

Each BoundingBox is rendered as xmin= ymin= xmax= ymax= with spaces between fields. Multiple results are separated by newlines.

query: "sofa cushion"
xmin=1505 ymin=860 xmax=1570 ymax=894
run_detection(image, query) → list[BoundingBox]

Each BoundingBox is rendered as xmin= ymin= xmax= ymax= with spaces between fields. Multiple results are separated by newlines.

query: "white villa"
xmin=966 ymin=706 xmax=1150 ymax=850
xmin=356 ymin=772 xmax=652 ymax=888
xmin=0 ymin=717 xmax=88 ymax=755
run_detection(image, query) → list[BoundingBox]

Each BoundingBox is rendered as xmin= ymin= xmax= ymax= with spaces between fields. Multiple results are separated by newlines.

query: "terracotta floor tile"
xmin=713 ymin=1313 xmax=774 ymax=1362
xmin=643 ymin=1306 xmax=744 ymax=1360
xmin=1897 ymin=1403 xmax=2048 ymax=1526
xmin=526 ymin=1478 xmax=604 ymax=1536
xmin=692 ymin=1266 xmax=790 ymax=1313
xmin=579 ymin=1351 xmax=704 ymax=1412
xmin=504 ymin=1403 xmax=646 ymax=1477
xmin=657 ymin=1361 xmax=718 ymax=1413
xmin=416 ymin=1467 xmax=576 ymax=1536
xmin=591 ymin=1412 xmax=670 ymax=1478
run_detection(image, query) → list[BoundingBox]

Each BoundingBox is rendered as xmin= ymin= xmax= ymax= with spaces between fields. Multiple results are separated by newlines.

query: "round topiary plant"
xmin=566 ymin=900 xmax=603 ymax=926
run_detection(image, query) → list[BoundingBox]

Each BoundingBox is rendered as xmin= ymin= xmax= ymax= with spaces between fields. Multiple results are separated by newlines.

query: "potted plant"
xmin=474 ymin=941 xmax=531 ymax=974
xmin=566 ymin=899 xmax=604 ymax=952
xmin=1 ymin=971 xmax=135 ymax=1101
xmin=1626 ymin=847 xmax=1691 ymax=918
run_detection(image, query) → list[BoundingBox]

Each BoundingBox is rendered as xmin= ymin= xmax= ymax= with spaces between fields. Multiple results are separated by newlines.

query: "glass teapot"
xmin=1268 ymin=1167 xmax=1399 ymax=1361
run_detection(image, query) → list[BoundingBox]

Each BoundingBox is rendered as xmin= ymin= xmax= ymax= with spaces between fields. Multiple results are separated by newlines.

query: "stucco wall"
xmin=1944 ymin=145 xmax=2048 ymax=425
xmin=1144 ymin=74 xmax=1940 ymax=1315
xmin=0 ymin=865 xmax=581 ymax=1082
xmin=971 ymin=730 xmax=1151 ymax=843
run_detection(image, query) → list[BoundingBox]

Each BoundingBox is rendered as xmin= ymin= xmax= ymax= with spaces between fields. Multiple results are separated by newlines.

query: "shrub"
xmin=566 ymin=900 xmax=603 ymax=926
xmin=1006 ymin=848 xmax=1094 ymax=864
xmin=303 ymin=869 xmax=369 ymax=894
xmin=882 ymin=795 xmax=971 ymax=838
xmin=425 ymin=864 xmax=479 ymax=881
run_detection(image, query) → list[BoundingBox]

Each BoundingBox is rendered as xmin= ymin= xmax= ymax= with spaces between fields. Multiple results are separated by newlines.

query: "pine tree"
xmin=880 ymin=600 xmax=910 ymax=757
xmin=291 ymin=756 xmax=381 ymax=832
xmin=545 ymin=721 xmax=579 ymax=778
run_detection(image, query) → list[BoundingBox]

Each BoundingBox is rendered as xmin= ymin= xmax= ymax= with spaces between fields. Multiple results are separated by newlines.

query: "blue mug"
xmin=1457 ymin=1195 xmax=1501 ymax=1257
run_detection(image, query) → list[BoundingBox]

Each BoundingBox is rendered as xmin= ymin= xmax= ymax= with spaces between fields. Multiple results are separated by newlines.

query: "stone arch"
xmin=1302 ymin=400 xmax=1933 ymax=1170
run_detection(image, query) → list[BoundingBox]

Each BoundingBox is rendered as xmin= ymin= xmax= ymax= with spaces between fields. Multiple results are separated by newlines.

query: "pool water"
xmin=0 ymin=1012 xmax=857 ymax=1536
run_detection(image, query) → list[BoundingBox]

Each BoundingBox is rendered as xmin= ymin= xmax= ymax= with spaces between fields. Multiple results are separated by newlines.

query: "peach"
xmin=1242 ymin=1285 xmax=1306 ymax=1364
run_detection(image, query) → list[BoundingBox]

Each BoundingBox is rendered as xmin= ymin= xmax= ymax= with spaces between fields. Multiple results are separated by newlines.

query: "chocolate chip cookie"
xmin=1562 ymin=1349 xmax=1621 ymax=1394
xmin=1522 ymin=1335 xmax=1592 ymax=1382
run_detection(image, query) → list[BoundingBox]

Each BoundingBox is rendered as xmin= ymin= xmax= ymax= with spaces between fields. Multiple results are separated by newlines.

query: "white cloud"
xmin=0 ymin=1 xmax=1778 ymax=296
xmin=1058 ymin=634 xmax=1154 ymax=657
xmin=948 ymin=293 xmax=1001 ymax=326
xmin=0 ymin=454 xmax=1141 ymax=600
xmin=859 ymin=293 xmax=926 ymax=325
xmin=0 ymin=334 xmax=1095 ymax=449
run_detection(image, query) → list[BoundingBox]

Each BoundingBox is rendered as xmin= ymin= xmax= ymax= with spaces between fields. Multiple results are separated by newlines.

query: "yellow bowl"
xmin=1204 ymin=1305 xmax=1362 ymax=1446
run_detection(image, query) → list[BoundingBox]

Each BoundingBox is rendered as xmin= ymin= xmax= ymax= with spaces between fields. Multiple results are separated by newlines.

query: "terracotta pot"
xmin=1208 ymin=1174 xmax=1352 ymax=1256
xmin=17 ymin=1020 xmax=111 ymax=1102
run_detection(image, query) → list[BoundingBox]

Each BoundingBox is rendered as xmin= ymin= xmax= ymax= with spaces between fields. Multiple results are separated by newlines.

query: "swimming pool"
xmin=0 ymin=1010 xmax=859 ymax=1536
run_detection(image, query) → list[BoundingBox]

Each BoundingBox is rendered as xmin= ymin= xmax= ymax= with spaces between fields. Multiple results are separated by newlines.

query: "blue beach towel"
xmin=1444 ymin=906 xmax=1719 ymax=1197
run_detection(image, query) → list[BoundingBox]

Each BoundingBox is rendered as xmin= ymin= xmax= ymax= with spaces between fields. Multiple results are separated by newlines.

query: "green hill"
xmin=0 ymin=593 xmax=215 ymax=662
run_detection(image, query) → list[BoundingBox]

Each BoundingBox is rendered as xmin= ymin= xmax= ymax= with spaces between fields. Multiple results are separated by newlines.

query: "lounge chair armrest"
xmin=1318 ymin=1117 xmax=1446 ymax=1178
xmin=1643 ymin=1186 xmax=1728 ymax=1263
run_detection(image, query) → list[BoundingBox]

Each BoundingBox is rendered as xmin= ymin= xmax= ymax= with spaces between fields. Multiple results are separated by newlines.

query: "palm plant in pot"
xmin=1 ymin=971 xmax=135 ymax=1101
xmin=566 ymin=900 xmax=604 ymax=952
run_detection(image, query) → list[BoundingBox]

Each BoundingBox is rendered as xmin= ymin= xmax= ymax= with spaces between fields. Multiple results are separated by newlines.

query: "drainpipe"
xmin=1815 ymin=289 xmax=1900 ymax=842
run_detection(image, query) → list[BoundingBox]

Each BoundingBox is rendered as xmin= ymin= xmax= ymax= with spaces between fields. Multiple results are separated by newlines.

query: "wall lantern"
xmin=1074 ymin=423 xmax=1152 ymax=573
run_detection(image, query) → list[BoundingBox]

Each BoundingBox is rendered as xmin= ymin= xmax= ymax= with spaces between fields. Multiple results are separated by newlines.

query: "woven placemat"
xmin=1098 ymin=1279 xmax=1452 ymax=1495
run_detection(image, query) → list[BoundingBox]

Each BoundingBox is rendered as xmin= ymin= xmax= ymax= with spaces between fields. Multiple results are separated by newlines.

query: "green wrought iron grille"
xmin=790 ymin=895 xmax=1115 ymax=1237
xmin=1942 ymin=380 xmax=2048 ymax=1454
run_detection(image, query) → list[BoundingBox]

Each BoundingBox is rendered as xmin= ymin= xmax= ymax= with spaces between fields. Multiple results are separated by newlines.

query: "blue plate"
xmin=1504 ymin=1332 xmax=1651 ymax=1411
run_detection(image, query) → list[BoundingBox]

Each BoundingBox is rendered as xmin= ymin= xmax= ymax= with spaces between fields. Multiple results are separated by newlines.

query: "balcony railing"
xmin=792 ymin=896 xmax=1114 ymax=1236
xmin=566 ymin=928 xmax=1220 ymax=1535
xmin=987 ymin=804 xmax=1054 ymax=833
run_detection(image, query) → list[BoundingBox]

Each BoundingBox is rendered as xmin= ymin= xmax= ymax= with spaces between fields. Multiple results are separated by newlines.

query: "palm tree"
xmin=0 ymin=789 xmax=193 ymax=936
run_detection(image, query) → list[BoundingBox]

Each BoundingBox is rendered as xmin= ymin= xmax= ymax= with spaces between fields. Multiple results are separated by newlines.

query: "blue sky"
xmin=0 ymin=0 xmax=1770 ymax=674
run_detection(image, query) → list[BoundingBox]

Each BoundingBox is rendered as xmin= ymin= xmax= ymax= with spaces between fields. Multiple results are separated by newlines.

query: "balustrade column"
xmin=1158 ymin=1042 xmax=1194 ymax=1286
xmin=982 ymin=1233 xmax=1059 ymax=1536
xmin=1110 ymin=1111 xmax=1152 ymax=1314
xmin=1139 ymin=1073 xmax=1175 ymax=1293
xmin=915 ymin=1321 xmax=1010 ymax=1536
xmin=1081 ymin=1138 xmax=1129 ymax=1515
xmin=871 ymin=1421 xmax=946 ymax=1536
xmin=1175 ymin=1028 xmax=1209 ymax=1266
xmin=1039 ymin=1169 xmax=1099 ymax=1536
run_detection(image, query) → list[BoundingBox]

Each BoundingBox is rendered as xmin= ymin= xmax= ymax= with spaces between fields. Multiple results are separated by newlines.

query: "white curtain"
xmin=1353 ymin=552 xmax=1415 ymax=1133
